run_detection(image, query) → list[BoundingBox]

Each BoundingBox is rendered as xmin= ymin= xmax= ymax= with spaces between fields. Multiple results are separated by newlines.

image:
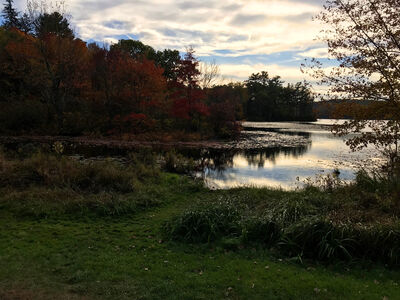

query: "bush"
xmin=241 ymin=216 xmax=281 ymax=245
xmin=62 ymin=111 xmax=88 ymax=136
xmin=279 ymin=219 xmax=356 ymax=261
xmin=164 ymin=198 xmax=242 ymax=243
xmin=329 ymin=169 xmax=400 ymax=215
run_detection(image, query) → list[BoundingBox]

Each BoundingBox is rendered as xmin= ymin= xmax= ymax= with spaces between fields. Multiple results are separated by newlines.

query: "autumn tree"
xmin=26 ymin=9 xmax=87 ymax=130
xmin=207 ymin=83 xmax=247 ymax=120
xmin=305 ymin=0 xmax=400 ymax=169
xmin=113 ymin=40 xmax=182 ymax=82
xmin=0 ymin=28 xmax=38 ymax=103
xmin=205 ymin=83 xmax=248 ymax=136
xmin=170 ymin=48 xmax=209 ymax=130
xmin=89 ymin=44 xmax=167 ymax=134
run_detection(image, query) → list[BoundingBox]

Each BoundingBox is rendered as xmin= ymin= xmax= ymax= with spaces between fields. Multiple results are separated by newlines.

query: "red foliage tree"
xmin=89 ymin=45 xmax=167 ymax=134
xmin=170 ymin=48 xmax=209 ymax=125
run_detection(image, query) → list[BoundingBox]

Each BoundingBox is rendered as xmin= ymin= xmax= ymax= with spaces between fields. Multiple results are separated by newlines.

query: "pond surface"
xmin=202 ymin=120 xmax=383 ymax=190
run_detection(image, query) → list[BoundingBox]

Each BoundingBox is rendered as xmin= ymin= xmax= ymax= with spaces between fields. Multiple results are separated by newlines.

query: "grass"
xmin=164 ymin=187 xmax=400 ymax=266
xmin=0 ymin=151 xmax=400 ymax=299
xmin=1 ymin=198 xmax=400 ymax=299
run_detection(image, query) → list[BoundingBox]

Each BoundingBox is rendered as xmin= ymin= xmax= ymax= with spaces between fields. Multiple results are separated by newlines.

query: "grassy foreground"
xmin=0 ymin=151 xmax=399 ymax=299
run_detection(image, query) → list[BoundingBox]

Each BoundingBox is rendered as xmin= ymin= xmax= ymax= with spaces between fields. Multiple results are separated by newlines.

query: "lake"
xmin=1 ymin=119 xmax=383 ymax=190
xmin=201 ymin=120 xmax=383 ymax=190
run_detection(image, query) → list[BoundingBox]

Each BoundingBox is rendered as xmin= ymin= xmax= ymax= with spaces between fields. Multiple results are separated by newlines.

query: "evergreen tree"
xmin=19 ymin=12 xmax=33 ymax=33
xmin=1 ymin=0 xmax=20 ymax=28
xmin=35 ymin=12 xmax=74 ymax=38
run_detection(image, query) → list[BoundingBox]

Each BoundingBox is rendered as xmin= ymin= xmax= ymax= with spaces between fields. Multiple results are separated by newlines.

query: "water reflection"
xmin=242 ymin=145 xmax=311 ymax=168
xmin=202 ymin=121 xmax=382 ymax=190
xmin=195 ymin=145 xmax=311 ymax=172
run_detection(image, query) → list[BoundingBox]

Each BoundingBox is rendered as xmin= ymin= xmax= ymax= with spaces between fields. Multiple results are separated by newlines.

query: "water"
xmin=203 ymin=120 xmax=383 ymax=190
xmin=4 ymin=119 xmax=382 ymax=190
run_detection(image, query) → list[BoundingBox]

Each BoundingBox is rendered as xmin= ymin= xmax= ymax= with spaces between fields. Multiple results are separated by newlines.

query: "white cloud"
xmin=13 ymin=0 xmax=325 ymax=54
xmin=220 ymin=63 xmax=307 ymax=82
xmin=12 ymin=0 xmax=329 ymax=85
xmin=218 ymin=62 xmax=333 ymax=95
xmin=298 ymin=47 xmax=330 ymax=58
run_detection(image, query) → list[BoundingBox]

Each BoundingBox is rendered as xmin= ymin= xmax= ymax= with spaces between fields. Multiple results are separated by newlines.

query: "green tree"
xmin=246 ymin=72 xmax=284 ymax=121
xmin=34 ymin=12 xmax=74 ymax=38
xmin=1 ymin=0 xmax=20 ymax=28
xmin=246 ymin=72 xmax=314 ymax=121
xmin=18 ymin=12 xmax=33 ymax=33
xmin=155 ymin=49 xmax=181 ymax=81
xmin=283 ymin=82 xmax=315 ymax=121
xmin=111 ymin=39 xmax=156 ymax=60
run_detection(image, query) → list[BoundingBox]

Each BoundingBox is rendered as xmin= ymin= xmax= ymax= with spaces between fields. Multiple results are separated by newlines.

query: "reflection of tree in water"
xmin=198 ymin=149 xmax=236 ymax=172
xmin=242 ymin=145 xmax=310 ymax=168
xmin=192 ymin=143 xmax=311 ymax=173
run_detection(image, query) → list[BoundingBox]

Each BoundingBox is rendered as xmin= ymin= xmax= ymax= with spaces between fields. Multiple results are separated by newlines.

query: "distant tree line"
xmin=313 ymin=100 xmax=391 ymax=120
xmin=245 ymin=72 xmax=315 ymax=121
xmin=0 ymin=0 xmax=315 ymax=139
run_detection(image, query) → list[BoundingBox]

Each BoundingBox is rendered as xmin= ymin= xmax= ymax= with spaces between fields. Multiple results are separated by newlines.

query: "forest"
xmin=0 ymin=1 xmax=315 ymax=140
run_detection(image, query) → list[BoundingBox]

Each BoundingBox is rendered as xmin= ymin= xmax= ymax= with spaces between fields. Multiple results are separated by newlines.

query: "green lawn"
xmin=0 ymin=174 xmax=399 ymax=299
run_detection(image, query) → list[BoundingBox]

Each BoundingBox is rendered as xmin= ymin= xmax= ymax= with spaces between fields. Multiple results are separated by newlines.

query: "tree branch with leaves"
xmin=304 ymin=0 xmax=400 ymax=171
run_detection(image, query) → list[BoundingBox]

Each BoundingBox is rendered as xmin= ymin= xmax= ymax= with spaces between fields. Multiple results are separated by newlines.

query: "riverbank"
xmin=0 ymin=151 xmax=399 ymax=299
xmin=0 ymin=130 xmax=310 ymax=152
xmin=0 ymin=121 xmax=333 ymax=151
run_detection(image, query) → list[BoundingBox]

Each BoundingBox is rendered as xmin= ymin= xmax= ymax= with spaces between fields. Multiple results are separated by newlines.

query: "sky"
xmin=10 ymin=0 xmax=332 ymax=87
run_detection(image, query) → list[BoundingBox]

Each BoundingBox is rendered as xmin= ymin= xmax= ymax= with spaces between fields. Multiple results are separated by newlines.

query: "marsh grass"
xmin=0 ymin=150 xmax=177 ymax=218
xmin=164 ymin=175 xmax=400 ymax=266
xmin=0 ymin=151 xmax=159 ymax=192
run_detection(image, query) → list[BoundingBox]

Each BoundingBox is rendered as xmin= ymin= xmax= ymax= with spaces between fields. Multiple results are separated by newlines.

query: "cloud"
xmin=218 ymin=62 xmax=333 ymax=94
xmin=230 ymin=13 xmax=267 ymax=26
xmin=298 ymin=47 xmax=330 ymax=58
xmin=11 ymin=0 xmax=329 ymax=84
xmin=219 ymin=63 xmax=306 ymax=82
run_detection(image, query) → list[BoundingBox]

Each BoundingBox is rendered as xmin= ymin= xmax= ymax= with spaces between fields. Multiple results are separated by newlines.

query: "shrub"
xmin=279 ymin=219 xmax=356 ymax=261
xmin=241 ymin=216 xmax=281 ymax=245
xmin=164 ymin=198 xmax=242 ymax=243
xmin=352 ymin=170 xmax=400 ymax=213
